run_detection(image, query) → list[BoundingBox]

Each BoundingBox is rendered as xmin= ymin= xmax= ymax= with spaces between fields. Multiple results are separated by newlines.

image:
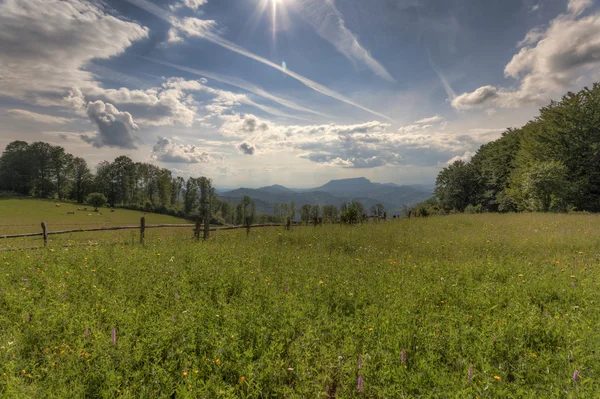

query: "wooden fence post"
xmin=41 ymin=222 xmax=48 ymax=247
xmin=203 ymin=217 xmax=210 ymax=240
xmin=194 ymin=218 xmax=201 ymax=241
xmin=140 ymin=217 xmax=145 ymax=245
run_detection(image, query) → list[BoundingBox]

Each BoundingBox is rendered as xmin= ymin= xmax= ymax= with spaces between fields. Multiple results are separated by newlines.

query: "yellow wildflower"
xmin=493 ymin=376 xmax=501 ymax=381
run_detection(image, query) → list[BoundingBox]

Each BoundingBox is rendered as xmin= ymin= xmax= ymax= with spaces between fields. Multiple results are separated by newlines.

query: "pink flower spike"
xmin=357 ymin=375 xmax=363 ymax=393
xmin=111 ymin=328 xmax=117 ymax=346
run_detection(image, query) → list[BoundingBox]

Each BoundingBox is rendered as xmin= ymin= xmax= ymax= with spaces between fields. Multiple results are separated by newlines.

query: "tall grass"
xmin=1 ymin=214 xmax=599 ymax=397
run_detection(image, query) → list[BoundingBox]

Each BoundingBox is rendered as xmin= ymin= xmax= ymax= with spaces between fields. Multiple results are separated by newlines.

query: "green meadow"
xmin=1 ymin=210 xmax=599 ymax=397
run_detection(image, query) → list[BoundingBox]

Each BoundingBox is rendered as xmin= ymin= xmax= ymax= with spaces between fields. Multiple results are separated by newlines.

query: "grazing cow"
xmin=55 ymin=203 xmax=60 ymax=207
xmin=110 ymin=209 xmax=115 ymax=213
xmin=87 ymin=214 xmax=92 ymax=216
xmin=77 ymin=208 xmax=81 ymax=211
xmin=66 ymin=211 xmax=75 ymax=215
xmin=98 ymin=213 xmax=103 ymax=216
xmin=83 ymin=208 xmax=88 ymax=211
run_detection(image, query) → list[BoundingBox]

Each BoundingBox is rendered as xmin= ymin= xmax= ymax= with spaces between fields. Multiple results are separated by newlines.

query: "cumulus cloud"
xmin=451 ymin=3 xmax=600 ymax=110
xmin=7 ymin=109 xmax=73 ymax=124
xmin=452 ymin=85 xmax=500 ymax=110
xmin=238 ymin=142 xmax=256 ymax=155
xmin=151 ymin=137 xmax=219 ymax=163
xmin=217 ymin=113 xmax=482 ymax=168
xmin=82 ymin=100 xmax=139 ymax=149
xmin=0 ymin=0 xmax=148 ymax=105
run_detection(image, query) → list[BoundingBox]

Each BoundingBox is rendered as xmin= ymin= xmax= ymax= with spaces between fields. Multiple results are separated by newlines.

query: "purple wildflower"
xmin=84 ymin=327 xmax=89 ymax=338
xmin=401 ymin=348 xmax=407 ymax=364
xmin=468 ymin=363 xmax=473 ymax=381
xmin=573 ymin=369 xmax=579 ymax=382
xmin=111 ymin=328 xmax=117 ymax=346
xmin=357 ymin=375 xmax=363 ymax=393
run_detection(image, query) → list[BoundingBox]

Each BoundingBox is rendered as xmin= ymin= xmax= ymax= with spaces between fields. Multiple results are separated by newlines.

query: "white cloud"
xmin=296 ymin=0 xmax=395 ymax=82
xmin=82 ymin=101 xmax=139 ymax=149
xmin=0 ymin=0 xmax=148 ymax=105
xmin=7 ymin=109 xmax=73 ymax=124
xmin=151 ymin=136 xmax=219 ymax=163
xmin=414 ymin=115 xmax=445 ymax=125
xmin=170 ymin=0 xmax=208 ymax=11
xmin=452 ymin=85 xmax=500 ymax=110
xmin=452 ymin=5 xmax=600 ymax=110
xmin=216 ymin=113 xmax=482 ymax=168
xmin=568 ymin=0 xmax=593 ymax=16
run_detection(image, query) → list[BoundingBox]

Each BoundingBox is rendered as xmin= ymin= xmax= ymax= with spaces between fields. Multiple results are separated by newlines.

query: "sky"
xmin=1 ymin=0 xmax=599 ymax=188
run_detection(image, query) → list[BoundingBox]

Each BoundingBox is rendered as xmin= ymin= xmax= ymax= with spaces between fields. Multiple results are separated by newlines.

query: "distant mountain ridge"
xmin=219 ymin=178 xmax=433 ymax=216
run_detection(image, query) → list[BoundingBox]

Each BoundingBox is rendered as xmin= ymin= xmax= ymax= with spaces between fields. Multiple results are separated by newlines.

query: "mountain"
xmin=218 ymin=178 xmax=433 ymax=216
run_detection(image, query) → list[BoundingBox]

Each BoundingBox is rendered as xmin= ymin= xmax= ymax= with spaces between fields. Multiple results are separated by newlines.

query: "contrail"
xmin=123 ymin=0 xmax=394 ymax=122
xmin=143 ymin=57 xmax=330 ymax=119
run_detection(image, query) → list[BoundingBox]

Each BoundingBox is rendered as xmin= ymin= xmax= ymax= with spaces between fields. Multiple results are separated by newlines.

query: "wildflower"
xmin=573 ymin=369 xmax=579 ymax=382
xmin=493 ymin=375 xmax=501 ymax=381
xmin=319 ymin=280 xmax=324 ymax=286
xmin=401 ymin=348 xmax=407 ymax=364
xmin=239 ymin=376 xmax=245 ymax=383
xmin=357 ymin=375 xmax=363 ymax=393
xmin=194 ymin=370 xmax=198 ymax=374
xmin=358 ymin=356 xmax=363 ymax=370
xmin=215 ymin=359 xmax=221 ymax=366
xmin=468 ymin=363 xmax=473 ymax=381
xmin=182 ymin=371 xmax=188 ymax=377
xmin=21 ymin=370 xmax=26 ymax=374
xmin=111 ymin=328 xmax=117 ymax=346
xmin=368 ymin=328 xmax=373 ymax=332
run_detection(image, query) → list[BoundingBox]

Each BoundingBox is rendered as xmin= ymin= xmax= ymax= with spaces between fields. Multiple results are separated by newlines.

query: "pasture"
xmin=0 ymin=198 xmax=190 ymax=248
xmin=0 ymin=212 xmax=599 ymax=397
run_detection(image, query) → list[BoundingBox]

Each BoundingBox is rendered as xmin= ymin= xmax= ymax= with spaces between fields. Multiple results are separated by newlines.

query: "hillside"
xmin=0 ymin=198 xmax=189 ymax=235
xmin=219 ymin=177 xmax=433 ymax=215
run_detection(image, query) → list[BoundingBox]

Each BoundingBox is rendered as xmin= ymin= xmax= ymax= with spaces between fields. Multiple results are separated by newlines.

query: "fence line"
xmin=0 ymin=217 xmax=285 ymax=251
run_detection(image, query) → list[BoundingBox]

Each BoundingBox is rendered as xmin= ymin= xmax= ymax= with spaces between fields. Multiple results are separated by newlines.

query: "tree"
xmin=435 ymin=160 xmax=480 ymax=213
xmin=322 ymin=205 xmax=339 ymax=223
xmin=71 ymin=157 xmax=92 ymax=203
xmin=310 ymin=205 xmax=321 ymax=226
xmin=0 ymin=141 xmax=35 ymax=194
xmin=87 ymin=192 xmax=107 ymax=211
xmin=29 ymin=142 xmax=54 ymax=198
xmin=340 ymin=201 xmax=365 ymax=224
xmin=522 ymin=161 xmax=570 ymax=212
xmin=300 ymin=204 xmax=311 ymax=226
xmin=50 ymin=146 xmax=73 ymax=200
xmin=370 ymin=203 xmax=385 ymax=218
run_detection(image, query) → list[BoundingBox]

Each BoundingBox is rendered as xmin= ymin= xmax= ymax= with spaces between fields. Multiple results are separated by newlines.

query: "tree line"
xmin=414 ymin=83 xmax=600 ymax=216
xmin=0 ymin=141 xmax=388 ymax=225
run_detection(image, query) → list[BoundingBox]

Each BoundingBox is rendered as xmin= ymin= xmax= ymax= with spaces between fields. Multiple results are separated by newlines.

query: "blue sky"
xmin=1 ymin=0 xmax=599 ymax=188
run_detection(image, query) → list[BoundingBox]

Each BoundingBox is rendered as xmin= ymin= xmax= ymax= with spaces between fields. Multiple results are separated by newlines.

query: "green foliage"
xmin=435 ymin=160 xmax=480 ymax=213
xmin=521 ymin=161 xmax=570 ymax=212
xmin=339 ymin=201 xmax=365 ymax=224
xmin=86 ymin=193 xmax=107 ymax=211
xmin=432 ymin=83 xmax=600 ymax=214
xmin=1 ymin=214 xmax=599 ymax=396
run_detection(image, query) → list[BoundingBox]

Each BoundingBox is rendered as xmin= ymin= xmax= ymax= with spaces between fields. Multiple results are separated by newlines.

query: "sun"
xmin=247 ymin=0 xmax=293 ymax=45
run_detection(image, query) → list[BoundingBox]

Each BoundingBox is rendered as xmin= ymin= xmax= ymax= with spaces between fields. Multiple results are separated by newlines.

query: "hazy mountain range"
xmin=217 ymin=178 xmax=434 ymax=216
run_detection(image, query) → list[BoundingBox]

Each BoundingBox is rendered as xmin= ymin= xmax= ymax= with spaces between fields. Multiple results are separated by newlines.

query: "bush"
xmin=86 ymin=193 xmax=107 ymax=211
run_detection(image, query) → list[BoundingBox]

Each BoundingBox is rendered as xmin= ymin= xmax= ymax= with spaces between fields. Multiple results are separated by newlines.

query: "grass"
xmin=0 ymin=198 xmax=190 ymax=248
xmin=0 ymin=213 xmax=599 ymax=397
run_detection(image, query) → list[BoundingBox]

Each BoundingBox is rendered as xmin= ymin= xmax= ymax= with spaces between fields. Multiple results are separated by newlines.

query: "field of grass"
xmin=1 ymin=213 xmax=599 ymax=397
xmin=0 ymin=198 xmax=191 ymax=248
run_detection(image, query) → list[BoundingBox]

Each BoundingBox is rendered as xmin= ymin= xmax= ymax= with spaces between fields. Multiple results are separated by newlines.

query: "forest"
xmin=415 ymin=83 xmax=600 ymax=216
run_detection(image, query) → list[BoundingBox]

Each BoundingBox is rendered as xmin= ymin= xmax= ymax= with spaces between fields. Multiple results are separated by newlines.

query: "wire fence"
xmin=0 ymin=217 xmax=285 ymax=251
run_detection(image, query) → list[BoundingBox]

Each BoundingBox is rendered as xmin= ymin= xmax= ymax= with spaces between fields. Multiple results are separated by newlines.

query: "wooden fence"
xmin=0 ymin=217 xmax=284 ymax=251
